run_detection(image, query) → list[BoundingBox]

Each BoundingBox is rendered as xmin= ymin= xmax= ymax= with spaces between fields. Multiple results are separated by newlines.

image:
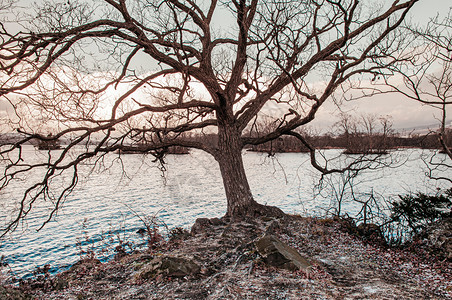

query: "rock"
xmin=255 ymin=234 xmax=312 ymax=272
xmin=137 ymin=256 xmax=201 ymax=280
xmin=422 ymin=218 xmax=452 ymax=260
xmin=136 ymin=228 xmax=147 ymax=236
xmin=265 ymin=220 xmax=281 ymax=234
xmin=209 ymin=217 xmax=224 ymax=226
xmin=190 ymin=218 xmax=211 ymax=235
xmin=190 ymin=217 xmax=224 ymax=235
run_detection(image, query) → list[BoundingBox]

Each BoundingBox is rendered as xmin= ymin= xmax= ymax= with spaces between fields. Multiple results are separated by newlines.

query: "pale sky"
xmin=311 ymin=0 xmax=452 ymax=132
xmin=1 ymin=0 xmax=451 ymax=133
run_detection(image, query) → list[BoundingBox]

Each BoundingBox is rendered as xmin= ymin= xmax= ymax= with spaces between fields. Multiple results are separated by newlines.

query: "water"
xmin=0 ymin=146 xmax=450 ymax=279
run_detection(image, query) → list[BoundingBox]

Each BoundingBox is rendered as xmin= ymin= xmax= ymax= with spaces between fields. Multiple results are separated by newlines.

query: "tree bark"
xmin=216 ymin=123 xmax=285 ymax=219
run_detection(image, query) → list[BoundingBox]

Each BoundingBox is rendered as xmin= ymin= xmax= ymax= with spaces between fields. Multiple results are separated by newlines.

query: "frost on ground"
xmin=4 ymin=216 xmax=452 ymax=299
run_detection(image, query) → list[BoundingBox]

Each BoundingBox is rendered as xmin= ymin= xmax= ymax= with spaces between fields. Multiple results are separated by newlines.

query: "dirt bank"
xmin=4 ymin=216 xmax=452 ymax=299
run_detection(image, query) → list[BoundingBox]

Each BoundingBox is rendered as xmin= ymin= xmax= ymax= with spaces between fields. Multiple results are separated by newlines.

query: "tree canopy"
xmin=0 ymin=0 xmax=424 ymax=235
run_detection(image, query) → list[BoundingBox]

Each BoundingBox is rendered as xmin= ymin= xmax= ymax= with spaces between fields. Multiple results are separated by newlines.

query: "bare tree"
xmin=376 ymin=9 xmax=452 ymax=183
xmin=334 ymin=112 xmax=394 ymax=154
xmin=0 ymin=0 xmax=423 ymax=234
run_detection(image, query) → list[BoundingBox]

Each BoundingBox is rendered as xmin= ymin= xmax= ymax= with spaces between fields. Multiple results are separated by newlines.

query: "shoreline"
xmin=2 ymin=215 xmax=451 ymax=299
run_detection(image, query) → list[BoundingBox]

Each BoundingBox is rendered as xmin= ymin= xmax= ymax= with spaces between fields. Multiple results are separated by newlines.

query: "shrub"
xmin=390 ymin=188 xmax=452 ymax=235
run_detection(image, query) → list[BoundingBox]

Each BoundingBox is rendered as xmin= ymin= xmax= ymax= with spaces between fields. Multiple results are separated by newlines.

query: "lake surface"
xmin=0 ymin=146 xmax=450 ymax=279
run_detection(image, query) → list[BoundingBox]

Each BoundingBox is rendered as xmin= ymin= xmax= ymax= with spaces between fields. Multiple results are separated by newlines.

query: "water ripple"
xmin=0 ymin=147 xmax=449 ymax=279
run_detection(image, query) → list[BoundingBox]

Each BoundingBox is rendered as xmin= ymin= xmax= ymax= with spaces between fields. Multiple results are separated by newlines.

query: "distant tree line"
xmin=245 ymin=131 xmax=451 ymax=154
xmin=1 ymin=125 xmax=450 ymax=154
xmin=246 ymin=113 xmax=452 ymax=154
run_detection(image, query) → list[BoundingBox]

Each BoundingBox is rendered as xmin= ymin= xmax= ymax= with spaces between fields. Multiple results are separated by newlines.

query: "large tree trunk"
xmin=216 ymin=124 xmax=285 ymax=220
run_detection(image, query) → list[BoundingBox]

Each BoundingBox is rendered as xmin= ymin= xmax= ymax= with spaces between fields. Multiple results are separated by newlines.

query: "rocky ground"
xmin=1 ymin=215 xmax=451 ymax=299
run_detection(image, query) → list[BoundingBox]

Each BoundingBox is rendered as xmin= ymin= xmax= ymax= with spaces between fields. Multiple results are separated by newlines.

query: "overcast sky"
xmin=1 ymin=0 xmax=451 ymax=133
xmin=310 ymin=0 xmax=452 ymax=132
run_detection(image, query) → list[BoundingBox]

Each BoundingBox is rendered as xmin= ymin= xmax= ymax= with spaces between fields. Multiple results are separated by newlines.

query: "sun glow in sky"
xmin=0 ymin=0 xmax=451 ymax=134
